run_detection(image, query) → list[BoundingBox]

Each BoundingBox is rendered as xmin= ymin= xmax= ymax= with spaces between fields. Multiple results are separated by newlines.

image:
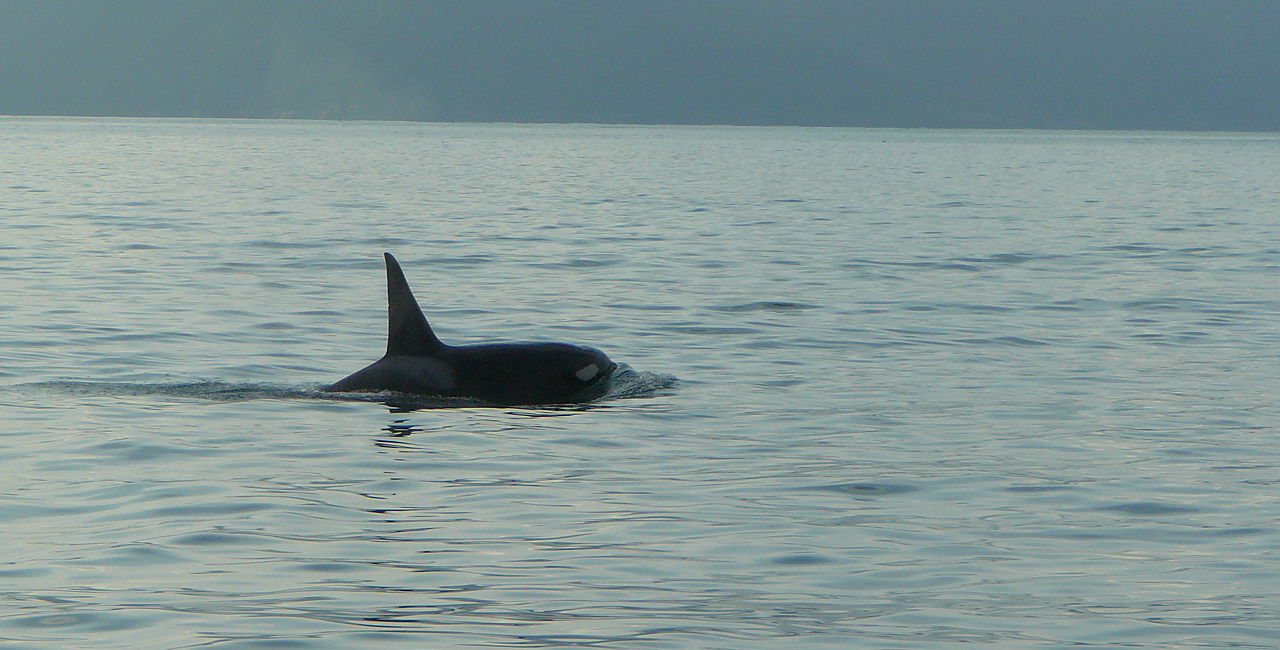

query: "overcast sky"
xmin=2 ymin=0 xmax=1278 ymax=130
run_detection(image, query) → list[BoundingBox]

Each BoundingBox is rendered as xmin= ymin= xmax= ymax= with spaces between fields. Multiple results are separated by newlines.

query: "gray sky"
xmin=2 ymin=0 xmax=1278 ymax=130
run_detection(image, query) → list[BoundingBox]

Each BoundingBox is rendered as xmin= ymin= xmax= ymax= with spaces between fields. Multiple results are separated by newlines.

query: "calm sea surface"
xmin=1 ymin=117 xmax=1277 ymax=648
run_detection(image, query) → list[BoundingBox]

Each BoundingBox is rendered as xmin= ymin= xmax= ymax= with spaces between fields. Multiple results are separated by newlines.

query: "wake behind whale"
xmin=10 ymin=365 xmax=674 ymax=412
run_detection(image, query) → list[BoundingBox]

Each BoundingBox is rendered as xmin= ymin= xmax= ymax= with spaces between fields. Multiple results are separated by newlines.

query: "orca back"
xmin=326 ymin=252 xmax=616 ymax=405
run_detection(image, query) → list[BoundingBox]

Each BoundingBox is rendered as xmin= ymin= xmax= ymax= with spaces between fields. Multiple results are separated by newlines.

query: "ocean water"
xmin=1 ymin=117 xmax=1278 ymax=648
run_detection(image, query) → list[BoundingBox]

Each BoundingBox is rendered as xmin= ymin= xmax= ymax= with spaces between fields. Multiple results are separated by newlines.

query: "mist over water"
xmin=1 ymin=118 xmax=1278 ymax=648
xmin=3 ymin=2 xmax=1280 ymax=130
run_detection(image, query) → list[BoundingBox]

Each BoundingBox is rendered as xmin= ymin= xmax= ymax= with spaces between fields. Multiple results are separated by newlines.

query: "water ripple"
xmin=2 ymin=120 xmax=1278 ymax=649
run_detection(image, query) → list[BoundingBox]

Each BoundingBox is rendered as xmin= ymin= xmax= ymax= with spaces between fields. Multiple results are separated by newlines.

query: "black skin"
xmin=325 ymin=253 xmax=616 ymax=406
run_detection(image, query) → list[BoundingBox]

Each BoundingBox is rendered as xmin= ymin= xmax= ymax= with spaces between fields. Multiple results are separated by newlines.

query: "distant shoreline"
xmin=3 ymin=113 xmax=1278 ymax=136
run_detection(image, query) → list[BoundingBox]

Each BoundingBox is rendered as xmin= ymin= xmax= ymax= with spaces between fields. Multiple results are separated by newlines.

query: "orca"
xmin=324 ymin=253 xmax=617 ymax=405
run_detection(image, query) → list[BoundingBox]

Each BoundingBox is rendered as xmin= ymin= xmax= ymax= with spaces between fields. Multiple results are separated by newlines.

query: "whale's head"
xmin=427 ymin=341 xmax=617 ymax=405
xmin=560 ymin=344 xmax=619 ymax=401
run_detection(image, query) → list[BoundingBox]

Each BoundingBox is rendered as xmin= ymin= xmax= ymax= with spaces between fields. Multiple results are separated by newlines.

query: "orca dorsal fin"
xmin=383 ymin=252 xmax=444 ymax=356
